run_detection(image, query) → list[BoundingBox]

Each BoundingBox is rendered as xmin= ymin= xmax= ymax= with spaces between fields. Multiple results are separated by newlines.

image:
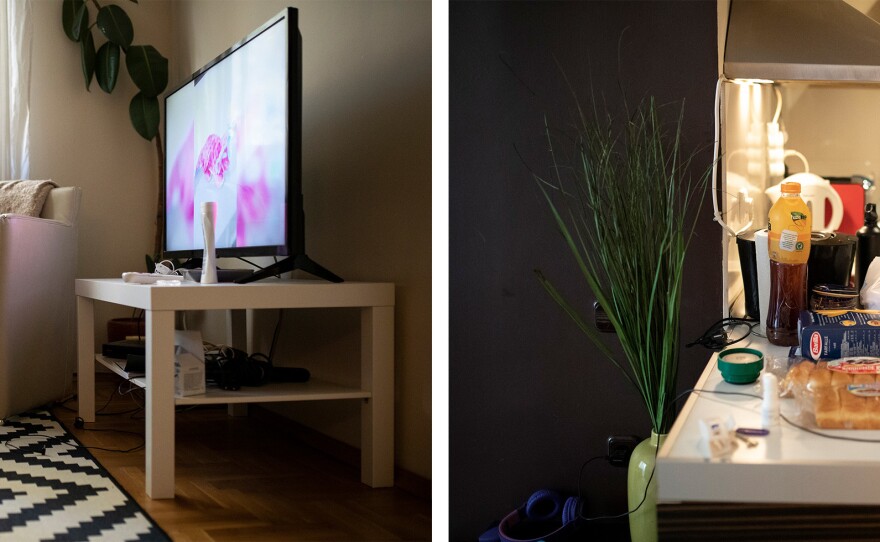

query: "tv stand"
xmin=236 ymin=253 xmax=342 ymax=284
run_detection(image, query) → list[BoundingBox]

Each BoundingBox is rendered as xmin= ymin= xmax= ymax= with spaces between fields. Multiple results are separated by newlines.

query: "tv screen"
xmin=164 ymin=8 xmax=340 ymax=283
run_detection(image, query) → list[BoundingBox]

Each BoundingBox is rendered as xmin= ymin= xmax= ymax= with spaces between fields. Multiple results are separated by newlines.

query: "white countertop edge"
xmin=658 ymin=458 xmax=880 ymax=504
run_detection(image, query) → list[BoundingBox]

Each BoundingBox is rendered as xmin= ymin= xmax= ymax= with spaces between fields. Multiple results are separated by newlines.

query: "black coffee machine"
xmin=807 ymin=232 xmax=857 ymax=293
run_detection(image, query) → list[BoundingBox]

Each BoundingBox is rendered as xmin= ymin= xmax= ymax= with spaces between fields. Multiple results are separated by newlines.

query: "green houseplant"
xmin=61 ymin=0 xmax=169 ymax=259
xmin=534 ymin=96 xmax=711 ymax=541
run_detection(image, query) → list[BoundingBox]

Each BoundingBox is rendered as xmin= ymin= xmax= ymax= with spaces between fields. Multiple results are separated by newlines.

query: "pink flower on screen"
xmin=198 ymin=134 xmax=230 ymax=186
xmin=237 ymin=176 xmax=270 ymax=244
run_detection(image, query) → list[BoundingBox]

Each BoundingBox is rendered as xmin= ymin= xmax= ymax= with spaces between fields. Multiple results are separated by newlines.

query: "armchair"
xmin=0 ymin=185 xmax=81 ymax=420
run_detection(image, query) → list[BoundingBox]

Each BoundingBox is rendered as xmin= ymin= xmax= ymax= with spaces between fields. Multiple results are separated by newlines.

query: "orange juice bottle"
xmin=766 ymin=181 xmax=812 ymax=346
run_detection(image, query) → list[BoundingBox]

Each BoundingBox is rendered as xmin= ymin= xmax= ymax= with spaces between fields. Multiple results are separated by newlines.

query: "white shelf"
xmin=95 ymin=355 xmax=370 ymax=405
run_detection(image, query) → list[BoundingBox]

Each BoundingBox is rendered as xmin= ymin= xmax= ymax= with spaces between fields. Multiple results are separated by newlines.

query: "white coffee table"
xmin=76 ymin=278 xmax=395 ymax=499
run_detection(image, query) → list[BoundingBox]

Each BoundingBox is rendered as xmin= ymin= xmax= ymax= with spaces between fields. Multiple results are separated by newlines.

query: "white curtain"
xmin=0 ymin=0 xmax=31 ymax=179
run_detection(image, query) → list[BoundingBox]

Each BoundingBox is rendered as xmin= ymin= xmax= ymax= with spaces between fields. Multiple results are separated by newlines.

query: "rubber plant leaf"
xmin=62 ymin=0 xmax=87 ymax=42
xmin=126 ymin=45 xmax=168 ymax=98
xmin=96 ymin=42 xmax=120 ymax=93
xmin=80 ymin=29 xmax=96 ymax=91
xmin=130 ymin=92 xmax=160 ymax=141
xmin=96 ymin=5 xmax=134 ymax=48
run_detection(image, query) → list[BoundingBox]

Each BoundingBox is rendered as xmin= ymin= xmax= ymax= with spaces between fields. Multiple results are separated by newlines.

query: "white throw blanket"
xmin=0 ymin=180 xmax=57 ymax=217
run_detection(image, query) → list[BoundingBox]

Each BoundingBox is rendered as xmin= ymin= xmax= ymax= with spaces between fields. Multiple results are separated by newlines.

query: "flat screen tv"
xmin=163 ymin=7 xmax=341 ymax=284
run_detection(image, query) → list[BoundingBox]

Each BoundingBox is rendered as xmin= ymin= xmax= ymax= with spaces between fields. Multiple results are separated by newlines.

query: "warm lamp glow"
xmin=731 ymin=78 xmax=774 ymax=85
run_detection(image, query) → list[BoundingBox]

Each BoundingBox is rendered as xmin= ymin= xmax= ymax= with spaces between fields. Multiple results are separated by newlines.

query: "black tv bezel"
xmin=162 ymin=7 xmax=303 ymax=260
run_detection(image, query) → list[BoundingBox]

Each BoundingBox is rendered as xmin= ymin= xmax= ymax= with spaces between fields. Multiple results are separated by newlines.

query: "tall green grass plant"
xmin=534 ymin=97 xmax=712 ymax=434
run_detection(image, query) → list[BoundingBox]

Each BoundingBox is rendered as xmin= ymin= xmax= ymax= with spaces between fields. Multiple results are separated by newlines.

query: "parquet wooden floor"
xmin=51 ymin=374 xmax=431 ymax=541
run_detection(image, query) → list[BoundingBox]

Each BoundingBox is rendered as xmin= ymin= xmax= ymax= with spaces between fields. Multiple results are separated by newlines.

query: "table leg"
xmin=361 ymin=305 xmax=394 ymax=487
xmin=76 ymin=296 xmax=95 ymax=422
xmin=145 ymin=309 xmax=176 ymax=499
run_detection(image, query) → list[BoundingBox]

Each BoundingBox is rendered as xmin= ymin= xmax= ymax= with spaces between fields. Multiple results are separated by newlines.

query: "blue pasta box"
xmin=799 ymin=310 xmax=880 ymax=361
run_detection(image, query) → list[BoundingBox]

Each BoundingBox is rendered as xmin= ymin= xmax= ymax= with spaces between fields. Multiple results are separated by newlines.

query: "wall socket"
xmin=592 ymin=302 xmax=616 ymax=334
xmin=607 ymin=435 xmax=640 ymax=467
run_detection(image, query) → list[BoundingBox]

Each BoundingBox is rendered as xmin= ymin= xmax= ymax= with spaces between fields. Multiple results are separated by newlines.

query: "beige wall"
xmin=782 ymin=84 xmax=880 ymax=191
xmin=29 ymin=0 xmax=174 ymax=340
xmin=31 ymin=0 xmax=431 ymax=480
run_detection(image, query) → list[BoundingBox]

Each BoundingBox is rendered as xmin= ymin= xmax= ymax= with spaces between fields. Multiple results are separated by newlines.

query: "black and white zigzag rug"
xmin=0 ymin=411 xmax=169 ymax=541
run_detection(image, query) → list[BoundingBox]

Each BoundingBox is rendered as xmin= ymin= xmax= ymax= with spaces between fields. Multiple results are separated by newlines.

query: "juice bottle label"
xmin=778 ymin=229 xmax=801 ymax=252
xmin=768 ymin=203 xmax=811 ymax=264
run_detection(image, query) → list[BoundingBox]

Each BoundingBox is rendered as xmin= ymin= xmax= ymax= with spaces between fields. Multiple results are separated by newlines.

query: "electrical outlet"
xmin=607 ymin=435 xmax=640 ymax=467
xmin=593 ymin=302 xmax=616 ymax=334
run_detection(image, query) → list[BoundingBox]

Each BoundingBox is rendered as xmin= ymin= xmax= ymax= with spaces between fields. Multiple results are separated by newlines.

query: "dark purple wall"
xmin=449 ymin=1 xmax=720 ymax=539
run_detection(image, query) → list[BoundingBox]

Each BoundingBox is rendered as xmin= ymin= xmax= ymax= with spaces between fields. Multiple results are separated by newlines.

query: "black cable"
xmin=672 ymin=387 xmax=761 ymax=404
xmin=85 ymin=443 xmax=145 ymax=453
xmin=779 ymin=413 xmax=880 ymax=443
xmin=686 ymin=317 xmax=758 ymax=351
xmin=576 ymin=440 xmax=660 ymax=523
xmin=2 ymin=424 xmax=144 ymax=455
xmin=57 ymin=397 xmax=143 ymax=418
xmin=99 ymin=367 xmax=146 ymax=415
xmin=237 ymin=256 xmax=282 ymax=279
xmin=236 ymin=257 xmax=265 ymax=270
xmin=73 ymin=417 xmax=145 ymax=453
xmin=55 ymin=360 xmax=148 ymax=418
xmin=2 ymin=433 xmax=71 ymax=453
xmin=575 ymin=454 xmax=606 ymax=507
xmin=96 ymin=382 xmax=122 ymax=414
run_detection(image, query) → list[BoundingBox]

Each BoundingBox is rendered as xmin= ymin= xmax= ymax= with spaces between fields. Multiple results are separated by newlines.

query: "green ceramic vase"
xmin=627 ymin=431 xmax=666 ymax=542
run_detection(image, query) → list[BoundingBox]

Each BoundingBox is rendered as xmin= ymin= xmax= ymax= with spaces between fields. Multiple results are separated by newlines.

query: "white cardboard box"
xmin=175 ymin=330 xmax=205 ymax=396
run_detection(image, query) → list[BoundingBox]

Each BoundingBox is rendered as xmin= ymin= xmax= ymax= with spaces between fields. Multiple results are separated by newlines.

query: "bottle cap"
xmin=866 ymin=203 xmax=877 ymax=224
xmin=781 ymin=182 xmax=801 ymax=194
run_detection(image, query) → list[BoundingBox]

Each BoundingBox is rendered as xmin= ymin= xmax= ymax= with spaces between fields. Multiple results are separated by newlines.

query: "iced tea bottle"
xmin=766 ymin=181 xmax=812 ymax=346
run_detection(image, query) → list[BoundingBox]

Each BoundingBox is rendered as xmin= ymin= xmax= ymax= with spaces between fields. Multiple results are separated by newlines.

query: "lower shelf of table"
xmin=95 ymin=355 xmax=371 ymax=405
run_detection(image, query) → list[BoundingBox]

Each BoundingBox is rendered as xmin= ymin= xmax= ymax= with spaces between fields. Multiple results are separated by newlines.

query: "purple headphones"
xmin=479 ymin=490 xmax=582 ymax=542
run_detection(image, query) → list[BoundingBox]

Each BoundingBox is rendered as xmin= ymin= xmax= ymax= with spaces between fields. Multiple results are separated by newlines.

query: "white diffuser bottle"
xmin=200 ymin=201 xmax=218 ymax=284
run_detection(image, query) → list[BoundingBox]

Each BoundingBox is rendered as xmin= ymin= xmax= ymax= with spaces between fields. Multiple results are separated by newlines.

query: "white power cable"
xmin=772 ymin=86 xmax=782 ymax=124
xmin=712 ymin=77 xmax=752 ymax=237
xmin=783 ymin=149 xmax=810 ymax=173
